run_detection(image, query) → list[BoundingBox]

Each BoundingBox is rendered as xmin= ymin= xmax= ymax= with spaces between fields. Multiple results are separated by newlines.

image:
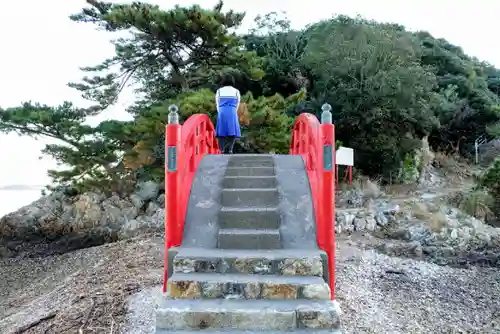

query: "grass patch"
xmin=448 ymin=189 xmax=494 ymax=222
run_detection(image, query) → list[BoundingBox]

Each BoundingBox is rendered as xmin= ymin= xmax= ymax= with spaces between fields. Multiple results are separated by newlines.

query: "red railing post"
xmin=164 ymin=104 xmax=181 ymax=293
xmin=320 ymin=103 xmax=336 ymax=300
xmin=163 ymin=111 xmax=219 ymax=293
xmin=289 ymin=112 xmax=336 ymax=299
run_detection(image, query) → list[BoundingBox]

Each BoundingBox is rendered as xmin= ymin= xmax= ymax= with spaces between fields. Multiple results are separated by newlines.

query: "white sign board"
xmin=336 ymin=147 xmax=353 ymax=166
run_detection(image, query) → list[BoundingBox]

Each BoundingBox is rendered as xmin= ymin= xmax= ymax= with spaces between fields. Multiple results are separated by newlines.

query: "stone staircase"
xmin=156 ymin=155 xmax=341 ymax=333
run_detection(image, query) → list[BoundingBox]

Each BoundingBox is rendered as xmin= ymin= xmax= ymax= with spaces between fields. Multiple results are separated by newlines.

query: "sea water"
xmin=0 ymin=132 xmax=57 ymax=217
xmin=0 ymin=187 xmax=45 ymax=217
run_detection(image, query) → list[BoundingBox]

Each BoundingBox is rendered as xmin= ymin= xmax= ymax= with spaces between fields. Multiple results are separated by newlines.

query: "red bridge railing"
xmin=163 ymin=106 xmax=219 ymax=292
xmin=289 ymin=106 xmax=336 ymax=299
xmin=163 ymin=104 xmax=335 ymax=300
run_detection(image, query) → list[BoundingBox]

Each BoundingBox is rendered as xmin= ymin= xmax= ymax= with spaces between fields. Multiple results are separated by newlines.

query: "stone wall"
xmin=335 ymin=206 xmax=397 ymax=234
xmin=335 ymin=199 xmax=500 ymax=267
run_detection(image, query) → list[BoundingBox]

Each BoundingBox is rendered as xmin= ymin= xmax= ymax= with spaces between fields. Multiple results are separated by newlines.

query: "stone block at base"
xmin=155 ymin=298 xmax=342 ymax=332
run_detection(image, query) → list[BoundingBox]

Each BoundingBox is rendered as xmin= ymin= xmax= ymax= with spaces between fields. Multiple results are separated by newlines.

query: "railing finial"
xmin=168 ymin=104 xmax=179 ymax=124
xmin=321 ymin=103 xmax=332 ymax=124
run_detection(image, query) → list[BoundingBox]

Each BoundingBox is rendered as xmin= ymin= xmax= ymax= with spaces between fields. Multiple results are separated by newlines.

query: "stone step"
xmin=229 ymin=154 xmax=275 ymax=161
xmin=219 ymin=206 xmax=280 ymax=229
xmin=166 ymin=272 xmax=330 ymax=300
xmin=221 ymin=188 xmax=279 ymax=207
xmin=173 ymin=247 xmax=324 ymax=277
xmin=228 ymin=159 xmax=275 ymax=168
xmin=225 ymin=167 xmax=275 ymax=177
xmin=156 ymin=299 xmax=341 ymax=331
xmin=218 ymin=228 xmax=281 ymax=249
xmin=223 ymin=176 xmax=277 ymax=189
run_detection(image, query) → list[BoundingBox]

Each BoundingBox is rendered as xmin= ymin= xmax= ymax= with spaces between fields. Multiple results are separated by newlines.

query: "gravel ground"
xmin=123 ymin=235 xmax=500 ymax=334
xmin=1 ymin=233 xmax=499 ymax=333
xmin=336 ymin=237 xmax=500 ymax=333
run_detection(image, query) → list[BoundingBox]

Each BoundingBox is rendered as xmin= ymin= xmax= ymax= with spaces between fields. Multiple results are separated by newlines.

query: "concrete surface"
xmin=181 ymin=155 xmax=229 ymax=248
xmin=273 ymin=155 xmax=318 ymax=249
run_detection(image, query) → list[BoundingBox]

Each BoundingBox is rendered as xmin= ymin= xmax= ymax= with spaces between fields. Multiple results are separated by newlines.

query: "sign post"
xmin=474 ymin=135 xmax=487 ymax=165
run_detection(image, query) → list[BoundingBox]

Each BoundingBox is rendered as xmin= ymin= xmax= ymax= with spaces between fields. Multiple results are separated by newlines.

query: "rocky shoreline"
xmin=0 ymin=181 xmax=165 ymax=257
xmin=1 ymin=180 xmax=499 ymax=269
xmin=335 ymin=192 xmax=500 ymax=268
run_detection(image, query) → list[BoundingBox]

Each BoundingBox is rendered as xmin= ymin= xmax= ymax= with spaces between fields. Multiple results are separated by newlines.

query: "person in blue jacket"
xmin=215 ymin=74 xmax=241 ymax=154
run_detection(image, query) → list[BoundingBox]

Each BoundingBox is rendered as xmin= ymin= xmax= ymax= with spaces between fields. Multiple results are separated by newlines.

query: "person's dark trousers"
xmin=217 ymin=136 xmax=236 ymax=154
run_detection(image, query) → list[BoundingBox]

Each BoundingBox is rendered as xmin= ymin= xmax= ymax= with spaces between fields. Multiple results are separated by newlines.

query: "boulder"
xmin=0 ymin=182 xmax=164 ymax=257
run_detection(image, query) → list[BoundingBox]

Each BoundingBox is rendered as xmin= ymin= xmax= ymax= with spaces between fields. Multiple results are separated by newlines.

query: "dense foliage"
xmin=1 ymin=1 xmax=500 ymax=193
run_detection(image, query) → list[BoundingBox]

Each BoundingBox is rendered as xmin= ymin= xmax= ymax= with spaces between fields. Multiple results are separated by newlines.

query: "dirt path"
xmin=1 ymin=232 xmax=499 ymax=333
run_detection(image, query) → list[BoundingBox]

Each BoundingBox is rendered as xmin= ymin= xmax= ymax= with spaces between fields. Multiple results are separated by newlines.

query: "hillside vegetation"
xmin=1 ymin=1 xmax=500 ymax=203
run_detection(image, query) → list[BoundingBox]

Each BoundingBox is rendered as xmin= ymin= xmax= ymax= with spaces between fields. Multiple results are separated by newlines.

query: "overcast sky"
xmin=0 ymin=0 xmax=498 ymax=186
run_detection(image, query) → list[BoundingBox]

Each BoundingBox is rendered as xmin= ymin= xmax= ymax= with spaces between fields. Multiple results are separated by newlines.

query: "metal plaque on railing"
xmin=167 ymin=146 xmax=177 ymax=171
xmin=323 ymin=144 xmax=333 ymax=171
